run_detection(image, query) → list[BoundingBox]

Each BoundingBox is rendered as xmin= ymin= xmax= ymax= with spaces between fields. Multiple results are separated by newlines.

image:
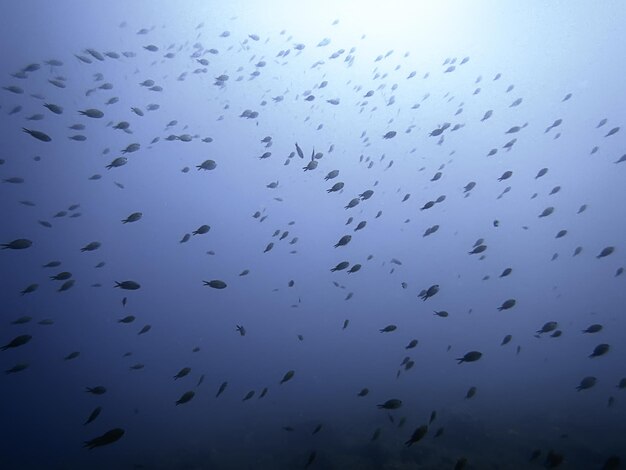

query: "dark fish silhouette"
xmin=84 ymin=428 xmax=124 ymax=449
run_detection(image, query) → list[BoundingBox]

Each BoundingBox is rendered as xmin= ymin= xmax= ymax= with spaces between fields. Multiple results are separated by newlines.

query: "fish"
xmin=83 ymin=406 xmax=102 ymax=425
xmin=84 ymin=428 xmax=124 ymax=449
xmin=405 ymin=425 xmax=428 ymax=446
xmin=176 ymin=391 xmax=195 ymax=405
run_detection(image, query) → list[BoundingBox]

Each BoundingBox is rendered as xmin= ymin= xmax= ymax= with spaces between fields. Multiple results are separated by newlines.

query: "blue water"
xmin=1 ymin=1 xmax=625 ymax=469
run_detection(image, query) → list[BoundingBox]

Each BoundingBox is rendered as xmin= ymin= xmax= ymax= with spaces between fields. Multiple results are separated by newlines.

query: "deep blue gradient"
xmin=1 ymin=1 xmax=625 ymax=469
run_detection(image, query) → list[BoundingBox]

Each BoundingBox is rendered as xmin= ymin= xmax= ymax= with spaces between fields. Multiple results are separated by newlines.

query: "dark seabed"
xmin=1 ymin=1 xmax=625 ymax=469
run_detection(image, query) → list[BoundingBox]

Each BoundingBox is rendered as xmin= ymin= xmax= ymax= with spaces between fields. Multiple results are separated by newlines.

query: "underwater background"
xmin=1 ymin=1 xmax=625 ymax=468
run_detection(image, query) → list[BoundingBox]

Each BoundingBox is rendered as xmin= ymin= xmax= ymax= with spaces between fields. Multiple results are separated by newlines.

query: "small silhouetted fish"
xmin=242 ymin=390 xmax=255 ymax=401
xmin=305 ymin=451 xmax=317 ymax=469
xmin=377 ymin=399 xmax=402 ymax=410
xmin=174 ymin=367 xmax=191 ymax=380
xmin=79 ymin=108 xmax=104 ymax=119
xmin=280 ymin=370 xmax=295 ymax=384
xmin=498 ymin=299 xmax=516 ymax=311
xmin=589 ymin=344 xmax=610 ymax=358
xmin=464 ymin=182 xmax=476 ymax=193
xmin=469 ymin=245 xmax=487 ymax=255
xmin=597 ymin=246 xmax=615 ymax=258
xmin=84 ymin=428 xmax=124 ymax=450
xmin=498 ymin=171 xmax=513 ymax=181
xmin=325 ymin=170 xmax=339 ymax=180
xmin=303 ymin=160 xmax=317 ymax=171
xmin=331 ymin=261 xmax=349 ymax=272
xmin=20 ymin=284 xmax=39 ymax=295
xmin=380 ymin=324 xmax=397 ymax=333
xmin=349 ymin=262 xmax=364 ymax=273
xmin=44 ymin=103 xmax=63 ymax=114
xmin=193 ymin=224 xmax=210 ymax=235
xmin=5 ymin=363 xmax=29 ymax=374
xmin=501 ymin=335 xmax=512 ymax=345
xmin=419 ymin=284 xmax=439 ymax=301
xmin=216 ymin=381 xmax=228 ymax=397
xmin=80 ymin=241 xmax=101 ymax=252
xmin=176 ymin=391 xmax=195 ymax=405
xmin=196 ymin=159 xmax=217 ymax=171
xmin=456 ymin=351 xmax=482 ymax=364
xmin=500 ymin=268 xmax=513 ymax=277
xmin=405 ymin=339 xmax=418 ymax=349
xmin=537 ymin=321 xmax=558 ymax=334
xmin=122 ymin=212 xmax=142 ymax=224
xmin=1 ymin=239 xmax=32 ymax=250
xmin=84 ymin=406 xmax=102 ymax=425
xmin=334 ymin=235 xmax=351 ymax=248
xmin=203 ymin=280 xmax=227 ymax=289
xmin=582 ymin=324 xmax=602 ymax=334
xmin=576 ymin=376 xmax=597 ymax=391
xmin=539 ymin=207 xmax=555 ymax=218
xmin=1 ymin=334 xmax=32 ymax=351
xmin=85 ymin=386 xmax=107 ymax=395
xmin=43 ymin=261 xmax=61 ymax=268
xmin=138 ymin=325 xmax=151 ymax=335
xmin=4 ymin=177 xmax=24 ymax=184
xmin=115 ymin=280 xmax=140 ymax=290
xmin=357 ymin=388 xmax=369 ymax=397
xmin=405 ymin=425 xmax=428 ymax=446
